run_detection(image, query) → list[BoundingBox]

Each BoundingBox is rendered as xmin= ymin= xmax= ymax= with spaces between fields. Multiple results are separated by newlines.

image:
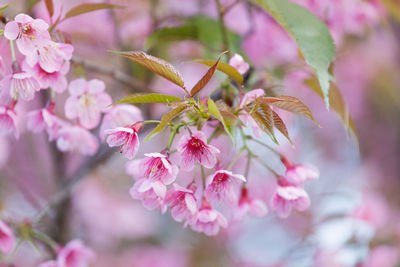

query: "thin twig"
xmin=215 ymin=0 xmax=231 ymax=57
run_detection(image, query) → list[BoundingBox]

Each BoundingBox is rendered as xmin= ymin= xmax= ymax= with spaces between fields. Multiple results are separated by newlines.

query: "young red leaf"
xmin=272 ymin=110 xmax=292 ymax=144
xmin=194 ymin=60 xmax=244 ymax=85
xmin=247 ymin=103 xmax=278 ymax=144
xmin=190 ymin=52 xmax=227 ymax=97
xmin=44 ymin=0 xmax=54 ymax=17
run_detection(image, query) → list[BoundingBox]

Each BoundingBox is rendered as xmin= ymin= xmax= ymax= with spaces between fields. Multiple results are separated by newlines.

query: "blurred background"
xmin=0 ymin=0 xmax=400 ymax=266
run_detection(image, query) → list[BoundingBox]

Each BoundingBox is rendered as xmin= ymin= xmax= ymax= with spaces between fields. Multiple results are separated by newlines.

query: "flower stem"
xmin=254 ymin=157 xmax=280 ymax=178
xmin=215 ymin=0 xmax=231 ymax=57
xmin=246 ymin=135 xmax=282 ymax=157
xmin=142 ymin=120 xmax=161 ymax=125
xmin=9 ymin=40 xmax=16 ymax=62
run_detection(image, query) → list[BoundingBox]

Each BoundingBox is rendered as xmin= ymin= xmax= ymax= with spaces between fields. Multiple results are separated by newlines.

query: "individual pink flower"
xmin=130 ymin=179 xmax=166 ymax=211
xmin=164 ymin=184 xmax=197 ymax=222
xmin=26 ymin=41 xmax=73 ymax=73
xmin=228 ymin=53 xmax=249 ymax=75
xmin=0 ymin=219 xmax=15 ymax=255
xmin=204 ymin=170 xmax=246 ymax=203
xmin=0 ymin=71 xmax=40 ymax=101
xmin=22 ymin=60 xmax=70 ymax=93
xmin=281 ymin=157 xmax=319 ymax=186
xmin=4 ymin=13 xmax=50 ymax=55
xmin=57 ymin=239 xmax=95 ymax=267
xmin=177 ymin=131 xmax=220 ymax=171
xmin=27 ymin=104 xmax=67 ymax=141
xmin=234 ymin=187 xmax=268 ymax=220
xmin=190 ymin=201 xmax=228 ymax=236
xmin=56 ymin=125 xmax=99 ymax=156
xmin=270 ymin=177 xmax=311 ymax=218
xmin=99 ymin=104 xmax=143 ymax=140
xmin=239 ymin=89 xmax=265 ymax=138
xmin=65 ymin=78 xmax=112 ymax=129
xmin=105 ymin=121 xmax=143 ymax=160
xmin=0 ymin=104 xmax=19 ymax=138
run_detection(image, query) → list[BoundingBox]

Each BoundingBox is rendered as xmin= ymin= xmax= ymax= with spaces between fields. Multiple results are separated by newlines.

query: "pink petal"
xmin=4 ymin=21 xmax=19 ymax=40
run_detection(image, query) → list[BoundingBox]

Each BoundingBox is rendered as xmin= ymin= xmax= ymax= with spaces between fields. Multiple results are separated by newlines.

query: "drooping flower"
xmin=27 ymin=104 xmax=67 ymax=141
xmin=281 ymin=156 xmax=319 ymax=186
xmin=190 ymin=201 xmax=228 ymax=236
xmin=164 ymin=184 xmax=197 ymax=222
xmin=138 ymin=153 xmax=178 ymax=183
xmin=105 ymin=121 xmax=143 ymax=160
xmin=56 ymin=239 xmax=95 ymax=267
xmin=0 ymin=71 xmax=40 ymax=101
xmin=234 ymin=187 xmax=268 ymax=220
xmin=204 ymin=170 xmax=246 ymax=203
xmin=0 ymin=219 xmax=15 ymax=255
xmin=26 ymin=41 xmax=73 ymax=74
xmin=65 ymin=78 xmax=112 ymax=129
xmin=22 ymin=60 xmax=70 ymax=93
xmin=0 ymin=104 xmax=19 ymax=138
xmin=270 ymin=177 xmax=311 ymax=218
xmin=228 ymin=53 xmax=250 ymax=74
xmin=177 ymin=131 xmax=220 ymax=171
xmin=4 ymin=13 xmax=51 ymax=55
xmin=56 ymin=125 xmax=99 ymax=156
xmin=99 ymin=104 xmax=143 ymax=140
xmin=129 ymin=179 xmax=166 ymax=212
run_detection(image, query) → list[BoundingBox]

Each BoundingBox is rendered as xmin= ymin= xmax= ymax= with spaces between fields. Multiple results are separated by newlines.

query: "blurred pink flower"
xmin=0 ymin=104 xmax=19 ymax=138
xmin=281 ymin=157 xmax=319 ymax=186
xmin=177 ymin=130 xmax=220 ymax=171
xmin=99 ymin=104 xmax=143 ymax=141
xmin=205 ymin=170 xmax=246 ymax=203
xmin=37 ymin=260 xmax=57 ymax=267
xmin=4 ymin=13 xmax=50 ymax=55
xmin=164 ymin=183 xmax=197 ymax=222
xmin=65 ymin=78 xmax=112 ymax=129
xmin=234 ymin=187 xmax=268 ymax=220
xmin=190 ymin=202 xmax=228 ymax=236
xmin=229 ymin=53 xmax=249 ymax=75
xmin=27 ymin=104 xmax=67 ymax=141
xmin=130 ymin=179 xmax=166 ymax=212
xmin=105 ymin=121 xmax=143 ymax=160
xmin=1 ymin=72 xmax=40 ymax=101
xmin=362 ymin=245 xmax=400 ymax=267
xmin=0 ymin=219 xmax=15 ymax=255
xmin=57 ymin=239 xmax=95 ymax=267
xmin=56 ymin=125 xmax=99 ymax=155
xmin=270 ymin=177 xmax=310 ymax=218
xmin=26 ymin=41 xmax=73 ymax=73
xmin=22 ymin=60 xmax=70 ymax=93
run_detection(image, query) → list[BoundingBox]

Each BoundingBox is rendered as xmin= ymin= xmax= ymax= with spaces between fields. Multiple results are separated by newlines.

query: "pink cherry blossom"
xmin=164 ymin=184 xmax=197 ymax=222
xmin=57 ymin=239 xmax=95 ymax=267
xmin=0 ymin=219 xmax=15 ymax=255
xmin=65 ymin=78 xmax=112 ymax=129
xmin=0 ymin=104 xmax=19 ymax=138
xmin=105 ymin=121 xmax=143 ymax=160
xmin=56 ymin=125 xmax=99 ymax=156
xmin=270 ymin=178 xmax=311 ymax=218
xmin=177 ymin=131 xmax=220 ymax=171
xmin=4 ymin=13 xmax=51 ymax=55
xmin=22 ymin=60 xmax=70 ymax=93
xmin=129 ymin=179 xmax=166 ymax=211
xmin=281 ymin=157 xmax=319 ymax=186
xmin=228 ymin=53 xmax=250 ymax=75
xmin=27 ymin=104 xmax=67 ymax=141
xmin=99 ymin=104 xmax=143 ymax=140
xmin=190 ymin=202 xmax=228 ymax=236
xmin=0 ymin=72 xmax=40 ymax=101
xmin=204 ymin=170 xmax=246 ymax=203
xmin=26 ymin=41 xmax=73 ymax=74
xmin=234 ymin=187 xmax=268 ymax=220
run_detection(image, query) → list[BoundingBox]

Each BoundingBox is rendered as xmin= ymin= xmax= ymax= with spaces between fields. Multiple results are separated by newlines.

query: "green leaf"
xmin=112 ymin=50 xmax=185 ymax=89
xmin=260 ymin=95 xmax=319 ymax=126
xmin=145 ymin=15 xmax=242 ymax=53
xmin=65 ymin=3 xmax=122 ymax=19
xmin=144 ymin=104 xmax=187 ymax=141
xmin=190 ymin=52 xmax=225 ymax=97
xmin=207 ymin=99 xmax=236 ymax=142
xmin=247 ymin=103 xmax=278 ymax=144
xmin=305 ymin=78 xmax=357 ymax=139
xmin=194 ymin=60 xmax=243 ymax=85
xmin=250 ymin=0 xmax=336 ymax=108
xmin=113 ymin=93 xmax=181 ymax=105
xmin=44 ymin=0 xmax=54 ymax=17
